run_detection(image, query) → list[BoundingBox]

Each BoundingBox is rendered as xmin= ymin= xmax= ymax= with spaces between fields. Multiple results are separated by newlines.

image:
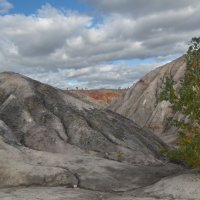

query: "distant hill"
xmin=109 ymin=57 xmax=186 ymax=144
xmin=67 ymin=89 xmax=127 ymax=105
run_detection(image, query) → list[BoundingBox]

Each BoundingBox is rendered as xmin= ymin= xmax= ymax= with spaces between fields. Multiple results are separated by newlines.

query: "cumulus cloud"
xmin=20 ymin=60 xmax=168 ymax=89
xmin=0 ymin=0 xmax=12 ymax=14
xmin=0 ymin=1 xmax=200 ymax=88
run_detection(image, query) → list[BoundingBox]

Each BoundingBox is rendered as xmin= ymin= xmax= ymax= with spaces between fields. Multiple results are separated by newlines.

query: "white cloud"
xmin=22 ymin=61 xmax=167 ymax=89
xmin=0 ymin=2 xmax=200 ymax=88
xmin=0 ymin=0 xmax=12 ymax=14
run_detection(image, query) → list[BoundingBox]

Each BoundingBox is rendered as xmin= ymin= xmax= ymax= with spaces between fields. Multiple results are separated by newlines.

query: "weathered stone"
xmin=134 ymin=170 xmax=200 ymax=200
xmin=109 ymin=57 xmax=186 ymax=144
xmin=0 ymin=72 xmax=167 ymax=164
xmin=0 ymin=71 xmax=195 ymax=200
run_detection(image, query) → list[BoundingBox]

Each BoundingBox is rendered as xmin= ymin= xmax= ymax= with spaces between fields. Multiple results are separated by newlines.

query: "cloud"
xmin=81 ymin=0 xmax=198 ymax=18
xmin=0 ymin=0 xmax=13 ymax=14
xmin=22 ymin=61 xmax=167 ymax=89
xmin=0 ymin=2 xmax=200 ymax=88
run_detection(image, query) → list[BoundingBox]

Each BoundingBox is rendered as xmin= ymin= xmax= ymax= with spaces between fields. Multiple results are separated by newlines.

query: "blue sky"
xmin=0 ymin=0 xmax=199 ymax=89
xmin=9 ymin=0 xmax=92 ymax=15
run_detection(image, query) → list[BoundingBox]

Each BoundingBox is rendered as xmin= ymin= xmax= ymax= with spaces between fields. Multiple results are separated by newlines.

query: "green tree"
xmin=160 ymin=37 xmax=200 ymax=167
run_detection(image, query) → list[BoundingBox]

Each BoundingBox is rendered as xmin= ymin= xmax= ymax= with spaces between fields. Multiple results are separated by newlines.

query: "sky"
xmin=0 ymin=0 xmax=199 ymax=89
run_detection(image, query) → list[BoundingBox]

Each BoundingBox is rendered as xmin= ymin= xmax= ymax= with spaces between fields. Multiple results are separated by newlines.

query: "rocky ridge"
xmin=109 ymin=57 xmax=186 ymax=144
xmin=0 ymin=71 xmax=199 ymax=199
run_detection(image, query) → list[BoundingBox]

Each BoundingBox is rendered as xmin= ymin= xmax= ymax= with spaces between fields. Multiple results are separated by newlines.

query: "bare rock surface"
xmin=0 ymin=137 xmax=181 ymax=192
xmin=0 ymin=187 xmax=105 ymax=200
xmin=0 ymin=71 xmax=197 ymax=199
xmin=139 ymin=170 xmax=200 ymax=199
xmin=1 ymin=171 xmax=200 ymax=200
xmin=109 ymin=57 xmax=186 ymax=144
xmin=0 ymin=72 xmax=169 ymax=165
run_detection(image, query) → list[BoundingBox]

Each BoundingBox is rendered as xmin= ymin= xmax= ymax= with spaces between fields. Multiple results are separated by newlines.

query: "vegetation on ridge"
xmin=160 ymin=37 xmax=200 ymax=167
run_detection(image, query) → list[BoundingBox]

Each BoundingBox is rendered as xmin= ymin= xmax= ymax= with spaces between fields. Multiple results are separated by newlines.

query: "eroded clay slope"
xmin=109 ymin=57 xmax=186 ymax=144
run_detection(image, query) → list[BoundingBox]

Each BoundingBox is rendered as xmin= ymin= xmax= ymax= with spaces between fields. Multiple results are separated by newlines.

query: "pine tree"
xmin=160 ymin=37 xmax=200 ymax=167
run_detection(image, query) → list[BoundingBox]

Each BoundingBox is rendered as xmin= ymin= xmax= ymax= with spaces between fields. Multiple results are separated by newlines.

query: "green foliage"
xmin=162 ymin=135 xmax=200 ymax=167
xmin=160 ymin=37 xmax=200 ymax=167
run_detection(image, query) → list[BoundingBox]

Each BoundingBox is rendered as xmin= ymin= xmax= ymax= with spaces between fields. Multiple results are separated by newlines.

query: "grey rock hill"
xmin=109 ymin=57 xmax=186 ymax=144
xmin=0 ymin=71 xmax=198 ymax=200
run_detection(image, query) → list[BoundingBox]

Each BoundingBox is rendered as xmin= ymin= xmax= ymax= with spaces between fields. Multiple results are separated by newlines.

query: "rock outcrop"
xmin=0 ymin=72 xmax=168 ymax=165
xmin=0 ymin=71 xmax=197 ymax=199
xmin=109 ymin=57 xmax=186 ymax=144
